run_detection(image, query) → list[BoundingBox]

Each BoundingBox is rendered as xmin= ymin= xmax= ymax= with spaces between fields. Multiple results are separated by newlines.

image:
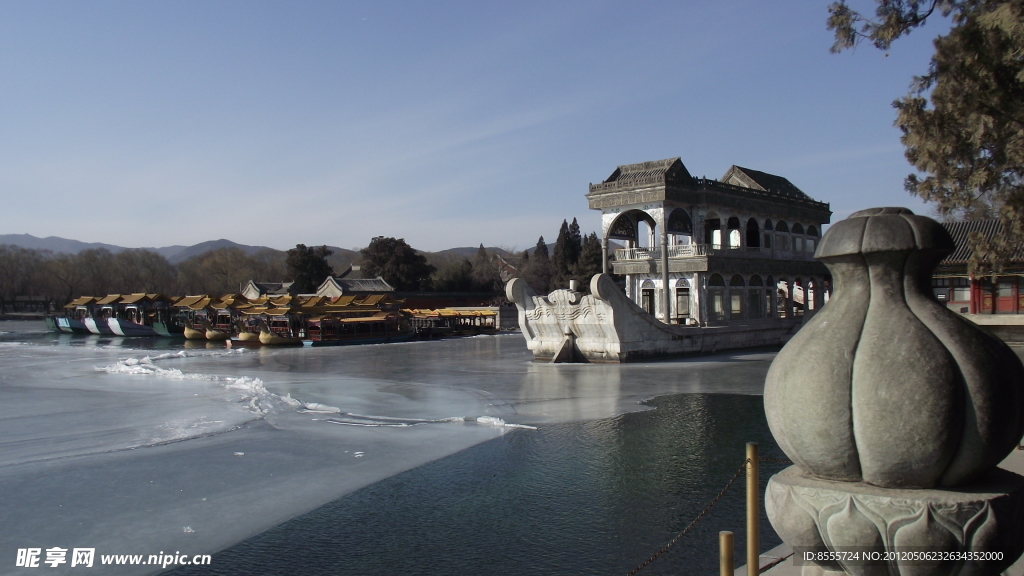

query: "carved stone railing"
xmin=612 ymin=244 xmax=816 ymax=261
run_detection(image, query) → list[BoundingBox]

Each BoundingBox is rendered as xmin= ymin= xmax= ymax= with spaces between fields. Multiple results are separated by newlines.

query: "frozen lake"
xmin=0 ymin=321 xmax=783 ymax=575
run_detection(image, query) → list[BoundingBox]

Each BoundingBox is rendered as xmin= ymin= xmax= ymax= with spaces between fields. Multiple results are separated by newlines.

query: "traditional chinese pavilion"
xmin=587 ymin=158 xmax=833 ymax=325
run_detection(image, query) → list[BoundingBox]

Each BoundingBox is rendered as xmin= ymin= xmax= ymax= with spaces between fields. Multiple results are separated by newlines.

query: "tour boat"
xmin=233 ymin=319 xmax=261 ymax=343
xmin=259 ymin=318 xmax=303 ymax=346
xmin=303 ymin=312 xmax=414 ymax=347
xmin=203 ymin=318 xmax=230 ymax=341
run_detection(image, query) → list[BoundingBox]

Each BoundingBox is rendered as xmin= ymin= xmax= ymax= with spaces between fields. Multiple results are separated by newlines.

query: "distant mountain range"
xmin=0 ymin=234 xmax=516 ymax=265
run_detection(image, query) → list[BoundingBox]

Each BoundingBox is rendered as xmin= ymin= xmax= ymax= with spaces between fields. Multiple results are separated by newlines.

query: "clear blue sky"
xmin=0 ymin=1 xmax=947 ymax=252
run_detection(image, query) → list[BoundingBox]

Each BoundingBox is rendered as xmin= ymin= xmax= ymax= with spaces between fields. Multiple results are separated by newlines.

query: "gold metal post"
xmin=746 ymin=442 xmax=759 ymax=576
xmin=720 ymin=531 xmax=734 ymax=576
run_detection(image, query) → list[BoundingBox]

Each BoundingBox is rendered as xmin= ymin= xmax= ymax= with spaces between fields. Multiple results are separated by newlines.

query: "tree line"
xmin=0 ymin=218 xmax=604 ymax=313
xmin=516 ymin=218 xmax=604 ymax=295
xmin=0 ymin=245 xmax=290 ymax=312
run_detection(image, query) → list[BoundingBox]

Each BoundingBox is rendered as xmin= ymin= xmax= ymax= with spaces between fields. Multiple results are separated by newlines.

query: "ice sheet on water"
xmin=95 ymin=353 xmax=541 ymax=429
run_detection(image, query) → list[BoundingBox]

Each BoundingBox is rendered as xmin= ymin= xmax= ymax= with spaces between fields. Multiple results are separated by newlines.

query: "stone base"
xmin=765 ymin=466 xmax=1024 ymax=576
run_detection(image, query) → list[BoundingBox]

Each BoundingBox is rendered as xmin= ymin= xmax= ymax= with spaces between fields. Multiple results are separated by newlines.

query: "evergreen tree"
xmin=431 ymin=258 xmax=475 ymax=292
xmin=523 ymin=236 xmax=552 ymax=294
xmin=568 ymin=218 xmax=583 ymax=263
xmin=828 ymin=0 xmax=1024 ymax=273
xmin=551 ymin=220 xmax=571 ymax=289
xmin=574 ymin=232 xmax=604 ymax=290
xmin=286 ymin=244 xmax=334 ymax=293
xmin=471 ymin=243 xmax=502 ymax=292
xmin=360 ymin=237 xmax=435 ymax=291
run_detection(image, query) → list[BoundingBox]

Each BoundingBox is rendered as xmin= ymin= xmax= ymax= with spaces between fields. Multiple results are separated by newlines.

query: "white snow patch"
xmin=301 ymin=402 xmax=342 ymax=414
xmin=476 ymin=416 xmax=537 ymax=430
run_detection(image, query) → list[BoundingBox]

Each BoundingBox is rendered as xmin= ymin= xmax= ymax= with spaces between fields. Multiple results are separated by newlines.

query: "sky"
xmin=0 ymin=1 xmax=951 ymax=252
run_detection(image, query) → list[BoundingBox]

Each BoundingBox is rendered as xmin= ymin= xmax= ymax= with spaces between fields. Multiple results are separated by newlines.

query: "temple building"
xmin=587 ymin=157 xmax=832 ymax=325
xmin=934 ymin=219 xmax=1024 ymax=315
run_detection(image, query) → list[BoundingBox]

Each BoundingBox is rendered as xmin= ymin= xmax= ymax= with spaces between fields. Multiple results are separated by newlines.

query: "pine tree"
xmin=551 ymin=220 xmax=571 ymax=289
xmin=471 ymin=243 xmax=502 ymax=292
xmin=573 ymin=232 xmax=604 ymax=291
xmin=828 ymin=0 xmax=1024 ymax=273
xmin=523 ymin=236 xmax=552 ymax=294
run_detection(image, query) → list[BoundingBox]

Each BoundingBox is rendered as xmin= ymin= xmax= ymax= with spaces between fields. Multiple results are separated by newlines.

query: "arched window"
xmin=747 ymin=275 xmax=764 ymax=317
xmin=640 ymin=279 xmax=655 ymax=315
xmin=746 ymin=218 xmax=760 ymax=248
xmin=708 ymin=274 xmax=726 ymax=321
xmin=729 ymin=274 xmax=744 ymax=318
xmin=704 ymin=212 xmax=722 ymax=247
xmin=805 ymin=225 xmax=818 ymax=253
xmin=727 ymin=217 xmax=742 ymax=248
xmin=776 ymin=221 xmax=790 ymax=251
xmin=764 ymin=219 xmax=773 ymax=231
xmin=792 ymin=223 xmax=805 ymax=252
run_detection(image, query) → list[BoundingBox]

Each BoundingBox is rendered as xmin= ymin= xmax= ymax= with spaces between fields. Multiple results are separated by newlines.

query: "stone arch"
xmin=607 ymin=213 xmax=637 ymax=241
xmin=807 ymin=225 xmax=819 ymax=237
xmin=607 ymin=209 xmax=657 ymax=247
xmin=746 ymin=217 xmax=761 ymax=248
xmin=764 ymin=219 xmax=773 ymax=231
xmin=666 ymin=208 xmax=693 ymax=235
xmin=708 ymin=273 xmax=725 ymax=286
xmin=776 ymin=221 xmax=789 ymax=233
xmin=792 ymin=223 xmax=805 ymax=235
xmin=749 ymin=274 xmax=764 ymax=286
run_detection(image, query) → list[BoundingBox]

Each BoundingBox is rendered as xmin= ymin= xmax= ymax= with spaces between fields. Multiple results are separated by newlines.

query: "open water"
xmin=0 ymin=321 xmax=785 ymax=575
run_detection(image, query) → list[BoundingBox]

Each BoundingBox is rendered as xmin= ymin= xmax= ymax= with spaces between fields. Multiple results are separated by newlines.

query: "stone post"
xmin=661 ymin=227 xmax=670 ymax=324
xmin=763 ymin=208 xmax=1024 ymax=576
xmin=786 ymin=279 xmax=794 ymax=319
xmin=813 ymin=277 xmax=826 ymax=310
xmin=601 ymin=237 xmax=608 ymax=274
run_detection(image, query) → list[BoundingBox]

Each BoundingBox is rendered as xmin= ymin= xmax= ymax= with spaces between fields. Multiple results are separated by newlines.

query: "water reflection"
xmin=167 ymin=394 xmax=785 ymax=576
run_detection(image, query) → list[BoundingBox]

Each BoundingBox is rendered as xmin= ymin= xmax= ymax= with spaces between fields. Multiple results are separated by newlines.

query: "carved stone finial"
xmin=765 ymin=208 xmax=1024 ymax=489
xmin=764 ymin=208 xmax=1024 ymax=575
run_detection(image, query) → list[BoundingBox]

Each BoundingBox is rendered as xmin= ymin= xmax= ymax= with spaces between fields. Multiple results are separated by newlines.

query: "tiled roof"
xmin=336 ymin=277 xmax=395 ymax=292
xmin=721 ymin=166 xmax=811 ymax=201
xmin=252 ymin=281 xmax=295 ymax=295
xmin=602 ymin=158 xmax=693 ymax=185
xmin=939 ymin=219 xmax=1024 ymax=263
